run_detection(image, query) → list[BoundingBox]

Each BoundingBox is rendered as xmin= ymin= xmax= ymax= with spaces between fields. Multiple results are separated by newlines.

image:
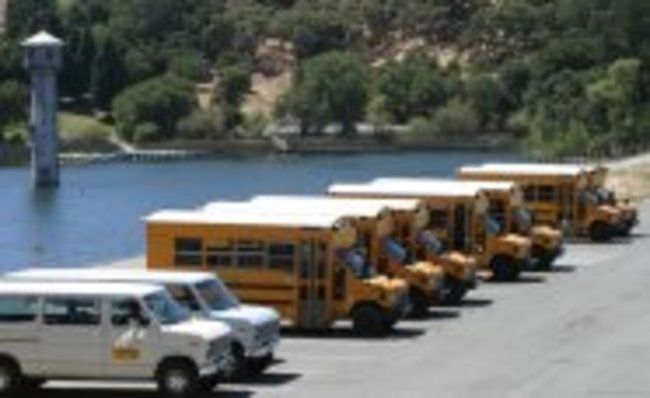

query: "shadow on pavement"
xmin=282 ymin=326 xmax=426 ymax=341
xmin=409 ymin=308 xmax=460 ymax=322
xmin=454 ymin=298 xmax=494 ymax=308
xmin=233 ymin=372 xmax=301 ymax=387
xmin=488 ymin=274 xmax=547 ymax=284
xmin=23 ymin=388 xmax=254 ymax=398
xmin=549 ymin=264 xmax=577 ymax=273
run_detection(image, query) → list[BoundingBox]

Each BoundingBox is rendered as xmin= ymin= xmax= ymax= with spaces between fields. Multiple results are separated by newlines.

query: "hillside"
xmin=0 ymin=0 xmax=649 ymax=158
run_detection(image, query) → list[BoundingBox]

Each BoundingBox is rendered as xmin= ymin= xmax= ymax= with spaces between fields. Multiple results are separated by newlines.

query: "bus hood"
xmin=165 ymin=318 xmax=233 ymax=341
xmin=531 ymin=225 xmax=563 ymax=249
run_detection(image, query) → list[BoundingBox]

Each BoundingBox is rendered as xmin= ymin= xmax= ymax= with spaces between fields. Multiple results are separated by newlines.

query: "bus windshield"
xmin=419 ymin=231 xmax=444 ymax=255
xmin=195 ymin=279 xmax=240 ymax=311
xmin=513 ymin=208 xmax=533 ymax=231
xmin=144 ymin=292 xmax=190 ymax=325
xmin=337 ymin=248 xmax=373 ymax=279
xmin=384 ymin=238 xmax=408 ymax=264
xmin=486 ymin=215 xmax=502 ymax=236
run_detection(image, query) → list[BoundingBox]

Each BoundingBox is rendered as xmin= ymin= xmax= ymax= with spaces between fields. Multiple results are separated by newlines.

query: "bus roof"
xmin=204 ymin=197 xmax=388 ymax=218
xmin=7 ymin=269 xmax=216 ymax=285
xmin=0 ymin=281 xmax=162 ymax=297
xmin=252 ymin=195 xmax=421 ymax=213
xmin=145 ymin=209 xmax=348 ymax=229
xmin=328 ymin=178 xmax=484 ymax=198
xmin=373 ymin=177 xmax=517 ymax=193
xmin=459 ymin=164 xmax=585 ymax=177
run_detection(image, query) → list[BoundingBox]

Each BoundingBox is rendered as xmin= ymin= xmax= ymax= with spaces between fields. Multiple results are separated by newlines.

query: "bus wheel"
xmin=352 ymin=304 xmax=388 ymax=337
xmin=442 ymin=280 xmax=468 ymax=306
xmin=408 ymin=288 xmax=429 ymax=318
xmin=589 ymin=222 xmax=611 ymax=242
xmin=490 ymin=256 xmax=520 ymax=282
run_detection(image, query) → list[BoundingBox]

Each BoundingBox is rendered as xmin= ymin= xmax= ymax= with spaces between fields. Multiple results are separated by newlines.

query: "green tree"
xmin=0 ymin=81 xmax=27 ymax=143
xmin=465 ymin=74 xmax=507 ymax=129
xmin=377 ymin=54 xmax=449 ymax=123
xmin=112 ymin=74 xmax=196 ymax=142
xmin=285 ymin=51 xmax=369 ymax=135
xmin=91 ymin=33 xmax=127 ymax=110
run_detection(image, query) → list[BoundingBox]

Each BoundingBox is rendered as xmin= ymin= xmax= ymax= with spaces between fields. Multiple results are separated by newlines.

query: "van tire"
xmin=198 ymin=375 xmax=220 ymax=393
xmin=408 ymin=288 xmax=429 ymax=318
xmin=352 ymin=304 xmax=388 ymax=337
xmin=156 ymin=360 xmax=199 ymax=398
xmin=222 ymin=343 xmax=248 ymax=381
xmin=22 ymin=378 xmax=46 ymax=391
xmin=0 ymin=358 xmax=22 ymax=395
xmin=490 ymin=256 xmax=520 ymax=282
xmin=250 ymin=353 xmax=274 ymax=375
xmin=590 ymin=222 xmax=611 ymax=242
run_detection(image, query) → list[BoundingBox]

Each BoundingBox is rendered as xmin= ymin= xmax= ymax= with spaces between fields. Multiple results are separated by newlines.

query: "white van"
xmin=0 ymin=281 xmax=232 ymax=397
xmin=7 ymin=269 xmax=281 ymax=380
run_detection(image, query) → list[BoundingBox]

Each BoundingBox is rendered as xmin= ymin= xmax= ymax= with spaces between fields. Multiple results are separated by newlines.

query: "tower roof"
xmin=22 ymin=31 xmax=63 ymax=47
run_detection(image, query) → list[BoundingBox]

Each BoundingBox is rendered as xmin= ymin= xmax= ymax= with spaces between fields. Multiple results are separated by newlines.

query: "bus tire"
xmin=156 ymin=359 xmax=200 ymax=398
xmin=408 ymin=288 xmax=429 ymax=318
xmin=589 ymin=222 xmax=611 ymax=242
xmin=490 ymin=256 xmax=520 ymax=282
xmin=442 ymin=279 xmax=468 ymax=306
xmin=352 ymin=304 xmax=388 ymax=337
xmin=0 ymin=357 xmax=22 ymax=396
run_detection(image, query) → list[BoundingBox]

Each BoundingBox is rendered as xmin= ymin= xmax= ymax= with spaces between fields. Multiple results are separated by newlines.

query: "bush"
xmin=431 ymin=100 xmax=480 ymax=137
xmin=176 ymin=110 xmax=225 ymax=140
xmin=113 ymin=74 xmax=195 ymax=142
xmin=133 ymin=122 xmax=162 ymax=144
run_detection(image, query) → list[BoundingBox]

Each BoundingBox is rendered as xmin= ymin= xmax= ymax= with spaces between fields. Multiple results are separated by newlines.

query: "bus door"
xmin=299 ymin=239 xmax=328 ymax=329
xmin=453 ymin=204 xmax=468 ymax=252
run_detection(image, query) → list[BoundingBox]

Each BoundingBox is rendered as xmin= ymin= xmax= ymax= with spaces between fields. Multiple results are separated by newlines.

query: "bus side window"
xmin=429 ymin=209 xmax=448 ymax=230
xmin=268 ymin=242 xmax=296 ymax=273
xmin=175 ymin=238 xmax=204 ymax=267
xmin=333 ymin=263 xmax=346 ymax=300
xmin=523 ymin=186 xmax=536 ymax=202
xmin=235 ymin=240 xmax=265 ymax=268
xmin=206 ymin=240 xmax=234 ymax=267
xmin=538 ymin=185 xmax=557 ymax=203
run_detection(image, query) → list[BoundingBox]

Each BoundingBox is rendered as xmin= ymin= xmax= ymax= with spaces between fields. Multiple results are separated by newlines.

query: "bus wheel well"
xmin=350 ymin=302 xmax=389 ymax=337
xmin=490 ymin=255 xmax=520 ymax=282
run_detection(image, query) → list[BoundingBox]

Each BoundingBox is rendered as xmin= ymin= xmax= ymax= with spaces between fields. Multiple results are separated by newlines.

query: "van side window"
xmin=44 ymin=297 xmax=101 ymax=326
xmin=175 ymin=238 xmax=204 ymax=267
xmin=111 ymin=299 xmax=141 ymax=327
xmin=0 ymin=296 xmax=38 ymax=323
xmin=165 ymin=284 xmax=201 ymax=311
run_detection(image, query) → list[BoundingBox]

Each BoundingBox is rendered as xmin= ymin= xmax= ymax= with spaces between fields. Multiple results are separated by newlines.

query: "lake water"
xmin=0 ymin=151 xmax=521 ymax=271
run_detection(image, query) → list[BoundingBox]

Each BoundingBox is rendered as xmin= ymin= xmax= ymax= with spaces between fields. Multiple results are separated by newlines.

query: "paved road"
xmin=33 ymin=202 xmax=650 ymax=398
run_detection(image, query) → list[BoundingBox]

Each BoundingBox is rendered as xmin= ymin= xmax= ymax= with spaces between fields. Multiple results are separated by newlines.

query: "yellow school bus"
xmin=204 ymin=197 xmax=445 ymax=316
xmin=554 ymin=164 xmax=638 ymax=236
xmin=145 ymin=209 xmax=409 ymax=336
xmin=458 ymin=164 xmax=624 ymax=241
xmin=451 ymin=180 xmax=564 ymax=270
xmin=321 ymin=192 xmax=479 ymax=304
xmin=329 ymin=179 xmax=532 ymax=281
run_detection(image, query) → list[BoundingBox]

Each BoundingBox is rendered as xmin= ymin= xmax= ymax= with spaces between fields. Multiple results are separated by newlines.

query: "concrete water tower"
xmin=22 ymin=31 xmax=63 ymax=188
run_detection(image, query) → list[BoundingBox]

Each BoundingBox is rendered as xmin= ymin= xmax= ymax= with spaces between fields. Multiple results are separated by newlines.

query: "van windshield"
xmin=195 ymin=279 xmax=240 ymax=311
xmin=144 ymin=292 xmax=190 ymax=325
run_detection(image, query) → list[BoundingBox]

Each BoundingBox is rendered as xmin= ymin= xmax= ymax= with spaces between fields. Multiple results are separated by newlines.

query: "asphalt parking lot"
xmin=32 ymin=201 xmax=649 ymax=398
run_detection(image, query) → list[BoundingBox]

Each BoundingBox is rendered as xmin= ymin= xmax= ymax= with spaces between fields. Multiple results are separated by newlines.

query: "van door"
xmin=298 ymin=239 xmax=328 ymax=329
xmin=40 ymin=296 xmax=104 ymax=377
xmin=105 ymin=298 xmax=158 ymax=378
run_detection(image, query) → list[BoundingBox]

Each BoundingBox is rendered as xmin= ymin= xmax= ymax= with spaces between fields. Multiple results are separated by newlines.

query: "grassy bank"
xmin=608 ymin=154 xmax=650 ymax=201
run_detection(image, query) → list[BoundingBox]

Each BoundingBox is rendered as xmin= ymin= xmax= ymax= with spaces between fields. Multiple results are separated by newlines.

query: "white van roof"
xmin=7 ymin=269 xmax=215 ymax=285
xmin=0 ymin=281 xmax=162 ymax=297
xmin=145 ymin=209 xmax=347 ymax=229
xmin=329 ymin=179 xmax=483 ymax=198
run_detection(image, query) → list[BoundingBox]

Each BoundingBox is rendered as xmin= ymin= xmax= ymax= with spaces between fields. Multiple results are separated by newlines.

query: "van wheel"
xmin=250 ymin=354 xmax=274 ymax=375
xmin=222 ymin=343 xmax=248 ymax=381
xmin=157 ymin=360 xmax=199 ymax=398
xmin=490 ymin=256 xmax=520 ymax=282
xmin=590 ymin=222 xmax=611 ymax=242
xmin=22 ymin=378 xmax=46 ymax=391
xmin=352 ymin=304 xmax=388 ymax=337
xmin=0 ymin=359 xmax=21 ymax=395
xmin=408 ymin=288 xmax=429 ymax=318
